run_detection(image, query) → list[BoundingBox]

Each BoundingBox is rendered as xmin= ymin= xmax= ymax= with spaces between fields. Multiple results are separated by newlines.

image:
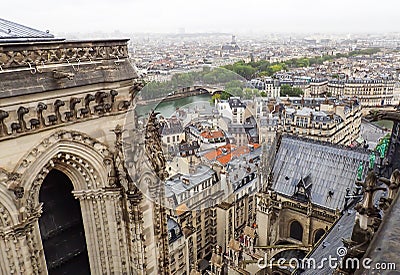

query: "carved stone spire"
xmin=337 ymin=170 xmax=386 ymax=274
xmin=143 ymin=111 xmax=170 ymax=274
xmin=145 ymin=111 xmax=169 ymax=181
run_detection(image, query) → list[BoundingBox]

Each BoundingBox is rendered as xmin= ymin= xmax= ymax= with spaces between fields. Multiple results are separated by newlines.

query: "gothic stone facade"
xmin=0 ymin=39 xmax=169 ymax=274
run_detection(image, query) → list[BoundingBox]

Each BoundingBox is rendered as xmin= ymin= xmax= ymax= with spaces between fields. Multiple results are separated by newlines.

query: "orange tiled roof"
xmin=204 ymin=143 xmax=260 ymax=166
xmin=216 ymin=154 xmax=232 ymax=165
xmin=176 ymin=203 xmax=189 ymax=216
xmin=200 ymin=130 xmax=224 ymax=139
xmin=203 ymin=144 xmax=235 ymax=160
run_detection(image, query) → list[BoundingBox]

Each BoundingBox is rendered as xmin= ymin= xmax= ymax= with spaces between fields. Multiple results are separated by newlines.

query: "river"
xmin=135 ymin=93 xmax=212 ymax=117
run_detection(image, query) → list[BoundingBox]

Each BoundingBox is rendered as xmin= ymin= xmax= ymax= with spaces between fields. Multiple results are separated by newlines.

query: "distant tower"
xmin=231 ymin=35 xmax=236 ymax=44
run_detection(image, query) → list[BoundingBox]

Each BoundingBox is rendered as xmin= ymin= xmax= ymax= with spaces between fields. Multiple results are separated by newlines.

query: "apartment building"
xmin=328 ymin=78 xmax=395 ymax=107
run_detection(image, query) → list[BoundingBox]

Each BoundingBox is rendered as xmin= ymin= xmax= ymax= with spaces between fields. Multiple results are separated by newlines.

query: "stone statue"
xmin=339 ymin=171 xmax=386 ymax=274
xmin=17 ymin=106 xmax=29 ymax=132
xmin=357 ymin=161 xmax=364 ymax=181
xmin=0 ymin=110 xmax=9 ymax=137
xmin=54 ymin=100 xmax=65 ymax=124
xmin=145 ymin=111 xmax=169 ymax=181
xmin=368 ymin=152 xmax=376 ymax=170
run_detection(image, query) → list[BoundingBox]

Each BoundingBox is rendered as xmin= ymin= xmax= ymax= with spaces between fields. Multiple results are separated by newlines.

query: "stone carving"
xmin=29 ymin=102 xmax=47 ymax=129
xmin=25 ymin=151 xmax=102 ymax=215
xmin=0 ymin=110 xmax=9 ymax=137
xmin=118 ymin=100 xmax=130 ymax=111
xmin=378 ymin=169 xmax=400 ymax=210
xmin=4 ymin=171 xmax=21 ymax=192
xmin=104 ymin=156 xmax=118 ymax=188
xmin=338 ymin=171 xmax=386 ymax=274
xmin=52 ymin=70 xmax=74 ymax=80
xmin=81 ymin=94 xmax=95 ymax=117
xmin=14 ymin=107 xmax=29 ymax=132
xmin=94 ymin=92 xmax=107 ymax=114
xmin=0 ymin=89 xmax=132 ymax=140
xmin=145 ymin=111 xmax=169 ymax=182
xmin=354 ymin=171 xmax=385 ymax=230
xmin=129 ymin=81 xmax=145 ymax=102
xmin=64 ymin=98 xmax=81 ymax=121
xmin=53 ymin=99 xmax=65 ymax=124
xmin=0 ymin=43 xmax=128 ymax=69
xmin=110 ymin=124 xmax=138 ymax=191
xmin=13 ymin=130 xmax=110 ymax=178
xmin=95 ymin=91 xmax=107 ymax=105
xmin=110 ymin=90 xmax=119 ymax=111
xmin=10 ymin=122 xmax=21 ymax=133
xmin=143 ymin=111 xmax=171 ymax=274
xmin=13 ymin=186 xmax=24 ymax=199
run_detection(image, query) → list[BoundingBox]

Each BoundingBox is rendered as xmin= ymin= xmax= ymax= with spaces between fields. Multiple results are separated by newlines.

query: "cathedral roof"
xmin=300 ymin=119 xmax=400 ymax=274
xmin=300 ymin=209 xmax=356 ymax=274
xmin=0 ymin=18 xmax=58 ymax=43
xmin=272 ymin=135 xmax=369 ymax=211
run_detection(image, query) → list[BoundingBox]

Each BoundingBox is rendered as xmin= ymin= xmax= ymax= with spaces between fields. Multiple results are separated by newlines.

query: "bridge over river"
xmin=136 ymin=85 xmax=225 ymax=105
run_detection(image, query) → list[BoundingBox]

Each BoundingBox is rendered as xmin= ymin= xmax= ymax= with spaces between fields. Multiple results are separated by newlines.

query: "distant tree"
xmin=269 ymin=64 xmax=285 ymax=73
xmin=280 ymin=84 xmax=304 ymax=97
xmin=295 ymin=58 xmax=310 ymax=67
xmin=280 ymin=84 xmax=292 ymax=96
xmin=223 ymin=63 xmax=256 ymax=79
xmin=221 ymin=91 xmax=231 ymax=100
xmin=243 ymin=88 xmax=257 ymax=99
xmin=258 ymin=71 xmax=270 ymax=77
xmin=211 ymin=93 xmax=221 ymax=104
xmin=225 ymin=87 xmax=243 ymax=97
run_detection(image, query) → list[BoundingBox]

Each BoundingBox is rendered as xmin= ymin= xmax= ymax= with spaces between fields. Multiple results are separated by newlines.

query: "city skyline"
xmin=1 ymin=14 xmax=400 ymax=275
xmin=5 ymin=0 xmax=400 ymax=35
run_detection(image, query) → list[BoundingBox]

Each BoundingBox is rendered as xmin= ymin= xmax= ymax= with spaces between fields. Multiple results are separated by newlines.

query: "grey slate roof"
xmin=299 ymin=209 xmax=357 ymax=275
xmin=165 ymin=165 xmax=216 ymax=200
xmin=299 ymin=189 xmax=386 ymax=275
xmin=272 ymin=136 xmax=369 ymax=210
xmin=0 ymin=18 xmax=55 ymax=42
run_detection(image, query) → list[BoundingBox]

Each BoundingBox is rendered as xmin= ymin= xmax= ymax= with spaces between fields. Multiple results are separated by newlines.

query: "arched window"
xmin=39 ymin=169 xmax=90 ymax=274
xmin=289 ymin=220 xmax=303 ymax=242
xmin=314 ymin=229 xmax=326 ymax=244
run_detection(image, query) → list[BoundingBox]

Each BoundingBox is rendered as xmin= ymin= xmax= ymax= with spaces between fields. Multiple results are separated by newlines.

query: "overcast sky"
xmin=4 ymin=0 xmax=400 ymax=34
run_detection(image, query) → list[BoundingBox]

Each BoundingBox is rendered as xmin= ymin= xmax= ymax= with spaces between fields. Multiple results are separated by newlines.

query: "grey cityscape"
xmin=1 ymin=1 xmax=400 ymax=274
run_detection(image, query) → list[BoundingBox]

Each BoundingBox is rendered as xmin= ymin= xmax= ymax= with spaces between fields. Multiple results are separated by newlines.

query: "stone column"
xmin=125 ymin=190 xmax=146 ymax=274
xmin=0 ymin=216 xmax=47 ymax=275
xmin=74 ymin=189 xmax=131 ymax=275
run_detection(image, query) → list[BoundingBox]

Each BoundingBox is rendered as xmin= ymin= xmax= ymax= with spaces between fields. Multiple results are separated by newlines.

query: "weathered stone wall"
xmin=0 ymin=39 xmax=169 ymax=275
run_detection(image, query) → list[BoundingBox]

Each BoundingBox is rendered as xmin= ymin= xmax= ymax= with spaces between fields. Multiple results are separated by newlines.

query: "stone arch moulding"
xmin=3 ymin=130 xmax=132 ymax=275
xmin=15 ymin=130 xmax=112 ymax=197
xmin=0 ymin=168 xmax=19 ymax=228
